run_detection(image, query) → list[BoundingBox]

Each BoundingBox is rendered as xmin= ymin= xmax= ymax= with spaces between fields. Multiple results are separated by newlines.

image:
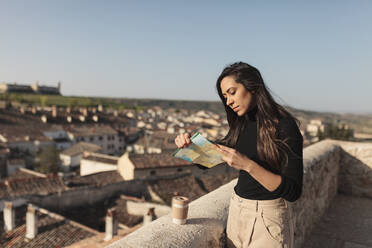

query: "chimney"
xmin=92 ymin=107 xmax=97 ymax=114
xmin=143 ymin=207 xmax=157 ymax=225
xmin=67 ymin=116 xmax=72 ymax=123
xmin=82 ymin=107 xmax=88 ymax=117
xmin=25 ymin=204 xmax=38 ymax=239
xmin=92 ymin=115 xmax=99 ymax=122
xmin=52 ymin=105 xmax=57 ymax=118
xmin=98 ymin=105 xmax=103 ymax=112
xmin=31 ymin=107 xmax=37 ymax=114
xmin=104 ymin=208 xmax=118 ymax=241
xmin=41 ymin=115 xmax=47 ymax=123
xmin=20 ymin=107 xmax=25 ymax=114
xmin=79 ymin=115 xmax=85 ymax=122
xmin=3 ymin=201 xmax=15 ymax=232
xmin=114 ymin=110 xmax=118 ymax=117
xmin=66 ymin=107 xmax=71 ymax=114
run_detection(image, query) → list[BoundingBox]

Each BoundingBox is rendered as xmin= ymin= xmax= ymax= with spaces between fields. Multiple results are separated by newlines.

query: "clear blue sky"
xmin=1 ymin=1 xmax=371 ymax=114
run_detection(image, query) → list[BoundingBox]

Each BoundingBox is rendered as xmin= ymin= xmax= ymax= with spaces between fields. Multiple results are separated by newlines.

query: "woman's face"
xmin=220 ymin=76 xmax=255 ymax=116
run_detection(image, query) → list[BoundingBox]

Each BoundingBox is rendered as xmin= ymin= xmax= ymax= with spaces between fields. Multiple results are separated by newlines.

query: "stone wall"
xmin=27 ymin=180 xmax=147 ymax=211
xmin=291 ymin=140 xmax=341 ymax=247
xmin=108 ymin=139 xmax=345 ymax=248
xmin=337 ymin=141 xmax=372 ymax=198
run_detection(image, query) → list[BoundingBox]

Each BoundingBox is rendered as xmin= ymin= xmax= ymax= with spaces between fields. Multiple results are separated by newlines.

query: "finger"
xmin=175 ymin=139 xmax=182 ymax=148
xmin=216 ymin=144 xmax=235 ymax=153
xmin=221 ymin=155 xmax=232 ymax=165
xmin=215 ymin=145 xmax=229 ymax=155
xmin=180 ymin=134 xmax=187 ymax=145
xmin=184 ymin=133 xmax=191 ymax=143
xmin=183 ymin=133 xmax=191 ymax=144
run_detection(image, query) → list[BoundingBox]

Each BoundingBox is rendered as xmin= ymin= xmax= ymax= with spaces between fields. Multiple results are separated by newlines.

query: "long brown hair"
xmin=216 ymin=62 xmax=299 ymax=173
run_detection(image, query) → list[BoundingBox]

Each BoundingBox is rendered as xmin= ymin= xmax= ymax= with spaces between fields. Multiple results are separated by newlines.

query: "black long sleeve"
xmin=270 ymin=118 xmax=303 ymax=202
xmin=234 ymin=114 xmax=303 ymax=202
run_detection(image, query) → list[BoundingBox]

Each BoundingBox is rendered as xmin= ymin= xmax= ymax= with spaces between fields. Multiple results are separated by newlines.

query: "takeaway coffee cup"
xmin=172 ymin=196 xmax=189 ymax=225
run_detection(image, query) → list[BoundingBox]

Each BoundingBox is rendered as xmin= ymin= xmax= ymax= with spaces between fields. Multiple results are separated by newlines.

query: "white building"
xmin=59 ymin=142 xmax=101 ymax=171
xmin=306 ymin=119 xmax=328 ymax=137
xmin=117 ymin=152 xmax=198 ymax=181
xmin=66 ymin=125 xmax=124 ymax=155
xmin=80 ymin=152 xmax=118 ymax=176
xmin=43 ymin=125 xmax=71 ymax=150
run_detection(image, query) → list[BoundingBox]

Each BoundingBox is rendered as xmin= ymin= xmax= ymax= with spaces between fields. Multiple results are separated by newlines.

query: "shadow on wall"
xmin=338 ymin=147 xmax=372 ymax=199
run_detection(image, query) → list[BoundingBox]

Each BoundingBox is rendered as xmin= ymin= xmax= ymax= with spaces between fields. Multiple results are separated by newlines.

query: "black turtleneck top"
xmin=196 ymin=106 xmax=303 ymax=202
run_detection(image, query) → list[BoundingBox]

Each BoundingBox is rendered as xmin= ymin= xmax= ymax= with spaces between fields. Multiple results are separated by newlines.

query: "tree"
xmin=40 ymin=96 xmax=48 ymax=107
xmin=34 ymin=146 xmax=60 ymax=174
xmin=318 ymin=124 xmax=354 ymax=141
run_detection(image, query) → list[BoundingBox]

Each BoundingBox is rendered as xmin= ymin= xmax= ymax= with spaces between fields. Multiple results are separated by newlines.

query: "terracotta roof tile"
xmin=66 ymin=171 xmax=124 ymax=187
xmin=1 ymin=176 xmax=66 ymax=198
xmin=61 ymin=142 xmax=101 ymax=156
xmin=0 ymin=205 xmax=97 ymax=248
xmin=147 ymin=174 xmax=207 ymax=205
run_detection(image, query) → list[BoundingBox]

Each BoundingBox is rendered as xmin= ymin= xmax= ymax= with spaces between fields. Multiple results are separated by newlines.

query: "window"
xmin=177 ymin=168 xmax=183 ymax=172
xmin=90 ymin=137 xmax=94 ymax=142
xmin=150 ymin=170 xmax=156 ymax=176
xmin=99 ymin=136 xmax=103 ymax=141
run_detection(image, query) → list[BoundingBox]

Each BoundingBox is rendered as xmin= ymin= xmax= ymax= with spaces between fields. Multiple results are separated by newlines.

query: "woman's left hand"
xmin=213 ymin=144 xmax=253 ymax=171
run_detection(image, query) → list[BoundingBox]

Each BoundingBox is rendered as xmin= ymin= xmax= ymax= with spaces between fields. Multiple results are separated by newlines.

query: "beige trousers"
xmin=226 ymin=192 xmax=294 ymax=248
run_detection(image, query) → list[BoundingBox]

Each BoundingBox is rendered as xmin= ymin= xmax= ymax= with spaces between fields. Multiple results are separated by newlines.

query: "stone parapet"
xmin=291 ymin=140 xmax=341 ymax=247
xmin=337 ymin=141 xmax=372 ymax=198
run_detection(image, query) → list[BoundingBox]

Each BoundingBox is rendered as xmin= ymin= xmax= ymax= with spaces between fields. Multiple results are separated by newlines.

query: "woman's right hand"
xmin=174 ymin=133 xmax=191 ymax=148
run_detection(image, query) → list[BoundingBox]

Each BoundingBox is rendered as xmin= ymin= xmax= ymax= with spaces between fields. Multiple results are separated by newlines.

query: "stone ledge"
xmin=107 ymin=179 xmax=236 ymax=248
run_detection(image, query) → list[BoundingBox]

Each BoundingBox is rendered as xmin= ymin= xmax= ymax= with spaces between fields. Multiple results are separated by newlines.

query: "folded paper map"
xmin=172 ymin=132 xmax=224 ymax=168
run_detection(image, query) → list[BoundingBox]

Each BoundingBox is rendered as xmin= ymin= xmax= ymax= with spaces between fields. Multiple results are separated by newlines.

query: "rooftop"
xmin=0 ymin=175 xmax=66 ymax=198
xmin=83 ymin=153 xmax=119 ymax=165
xmin=0 ymin=109 xmax=52 ymax=143
xmin=61 ymin=142 xmax=102 ymax=157
xmin=129 ymin=151 xmax=192 ymax=169
xmin=66 ymin=171 xmax=124 ymax=188
xmin=66 ymin=124 xmax=118 ymax=137
xmin=0 ymin=205 xmax=98 ymax=248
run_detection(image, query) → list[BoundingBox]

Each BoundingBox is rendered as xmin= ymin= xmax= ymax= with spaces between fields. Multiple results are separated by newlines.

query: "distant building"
xmin=117 ymin=151 xmax=198 ymax=181
xmin=0 ymin=131 xmax=54 ymax=157
xmin=6 ymin=158 xmax=26 ymax=176
xmin=0 ymin=82 xmax=33 ymax=94
xmin=0 ymin=144 xmax=8 ymax=178
xmin=130 ymin=130 xmax=177 ymax=154
xmin=0 ymin=81 xmax=61 ymax=95
xmin=66 ymin=125 xmax=124 ymax=155
xmin=59 ymin=142 xmax=102 ymax=171
xmin=306 ymin=119 xmax=329 ymax=137
xmin=31 ymin=81 xmax=61 ymax=95
xmin=43 ymin=125 xmax=72 ymax=150
xmin=80 ymin=152 xmax=119 ymax=176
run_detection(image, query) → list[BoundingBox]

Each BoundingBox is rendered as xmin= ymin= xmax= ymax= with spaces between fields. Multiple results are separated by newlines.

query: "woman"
xmin=174 ymin=62 xmax=303 ymax=248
